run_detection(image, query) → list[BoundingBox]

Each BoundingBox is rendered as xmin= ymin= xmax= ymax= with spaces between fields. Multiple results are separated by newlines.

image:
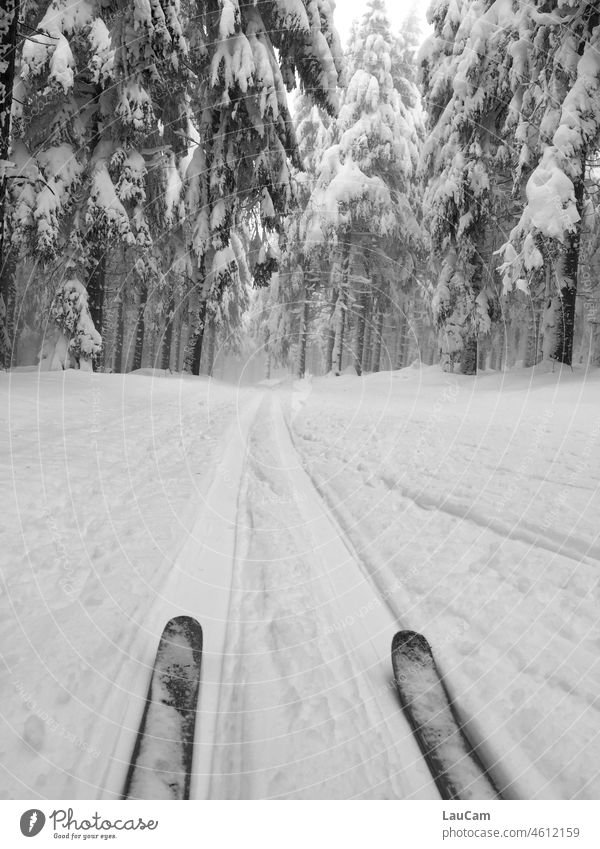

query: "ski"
xmin=391 ymin=630 xmax=501 ymax=800
xmin=123 ymin=616 xmax=203 ymax=800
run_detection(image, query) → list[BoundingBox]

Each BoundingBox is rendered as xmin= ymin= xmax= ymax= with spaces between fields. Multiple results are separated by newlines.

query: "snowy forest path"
xmin=99 ymin=387 xmax=263 ymax=799
xmin=208 ymin=392 xmax=438 ymax=799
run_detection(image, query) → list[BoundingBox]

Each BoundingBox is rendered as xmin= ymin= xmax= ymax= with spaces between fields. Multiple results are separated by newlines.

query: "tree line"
xmin=1 ymin=1 xmax=600 ymax=377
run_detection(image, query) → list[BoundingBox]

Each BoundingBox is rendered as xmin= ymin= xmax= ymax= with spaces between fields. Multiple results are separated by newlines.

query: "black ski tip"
xmin=162 ymin=616 xmax=203 ymax=662
xmin=392 ymin=629 xmax=431 ymax=656
xmin=163 ymin=615 xmax=203 ymax=636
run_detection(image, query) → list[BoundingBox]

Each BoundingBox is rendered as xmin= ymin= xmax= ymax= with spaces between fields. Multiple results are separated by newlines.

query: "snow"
xmin=209 ymin=395 xmax=437 ymax=799
xmin=2 ymin=364 xmax=600 ymax=799
xmin=0 ymin=370 xmax=241 ymax=798
xmin=290 ymin=364 xmax=600 ymax=799
xmin=524 ymin=148 xmax=580 ymax=241
xmin=87 ymin=159 xmax=134 ymax=243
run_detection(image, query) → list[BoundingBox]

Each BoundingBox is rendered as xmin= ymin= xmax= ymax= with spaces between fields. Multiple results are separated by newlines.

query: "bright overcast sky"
xmin=333 ymin=0 xmax=431 ymax=47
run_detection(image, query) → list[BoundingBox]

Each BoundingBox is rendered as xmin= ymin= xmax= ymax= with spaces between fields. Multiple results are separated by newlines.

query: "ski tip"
xmin=166 ymin=615 xmax=203 ymax=630
xmin=391 ymin=629 xmax=432 ymax=657
xmin=162 ymin=616 xmax=203 ymax=655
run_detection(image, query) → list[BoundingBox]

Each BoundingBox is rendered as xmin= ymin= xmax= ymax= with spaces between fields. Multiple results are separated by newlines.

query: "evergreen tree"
xmin=305 ymin=0 xmax=420 ymax=375
xmin=11 ymin=0 xmax=189 ymax=368
xmin=272 ymin=91 xmax=331 ymax=377
xmin=419 ymin=0 xmax=515 ymax=373
xmin=499 ymin=1 xmax=600 ymax=366
xmin=181 ymin=0 xmax=343 ymax=374
xmin=0 ymin=0 xmax=21 ymax=366
xmin=9 ymin=1 xmax=343 ymax=372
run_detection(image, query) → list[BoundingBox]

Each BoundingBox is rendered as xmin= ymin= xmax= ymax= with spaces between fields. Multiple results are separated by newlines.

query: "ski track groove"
xmin=98 ymin=390 xmax=261 ymax=799
xmin=209 ymin=392 xmax=438 ymax=800
xmin=385 ymin=483 xmax=600 ymax=568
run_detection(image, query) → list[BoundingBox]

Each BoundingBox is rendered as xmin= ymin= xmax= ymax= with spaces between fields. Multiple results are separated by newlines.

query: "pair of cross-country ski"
xmin=122 ymin=617 xmax=501 ymax=800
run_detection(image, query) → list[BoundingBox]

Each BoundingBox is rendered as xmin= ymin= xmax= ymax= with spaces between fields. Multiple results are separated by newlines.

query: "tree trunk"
xmin=175 ymin=311 xmax=183 ymax=372
xmin=550 ymin=172 xmax=585 ymax=366
xmin=87 ymin=246 xmax=106 ymax=370
xmin=325 ymin=289 xmax=339 ymax=374
xmin=334 ymin=291 xmax=347 ymax=375
xmin=148 ymin=327 xmax=157 ymax=368
xmin=524 ymin=306 xmax=542 ymax=368
xmin=395 ymin=312 xmax=409 ymax=370
xmin=354 ymin=288 xmax=367 ymax=376
xmin=297 ymin=278 xmax=310 ymax=379
xmin=113 ymin=293 xmax=125 ymax=373
xmin=0 ymin=248 xmax=16 ymax=367
xmin=460 ymin=334 xmax=478 ymax=375
xmin=588 ymin=322 xmax=600 ymax=367
xmin=362 ymin=296 xmax=372 ymax=373
xmin=133 ymin=285 xmax=147 ymax=371
xmin=205 ymin=319 xmax=216 ymax=377
xmin=477 ymin=338 xmax=488 ymax=372
xmin=333 ymin=243 xmax=351 ymax=375
xmin=161 ymin=293 xmax=175 ymax=370
xmin=371 ymin=309 xmax=384 ymax=373
xmin=184 ymin=299 xmax=207 ymax=376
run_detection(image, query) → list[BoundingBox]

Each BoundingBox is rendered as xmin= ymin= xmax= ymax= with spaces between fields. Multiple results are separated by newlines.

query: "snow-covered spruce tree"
xmin=305 ymin=0 xmax=419 ymax=376
xmin=264 ymin=91 xmax=331 ymax=377
xmin=11 ymin=0 xmax=189 ymax=368
xmin=419 ymin=0 xmax=516 ymax=374
xmin=392 ymin=5 xmax=422 ymax=113
xmin=181 ymin=0 xmax=343 ymax=375
xmin=47 ymin=277 xmax=101 ymax=369
xmin=499 ymin=1 xmax=600 ymax=367
xmin=0 ymin=0 xmax=20 ymax=366
xmin=293 ymin=92 xmax=333 ymax=378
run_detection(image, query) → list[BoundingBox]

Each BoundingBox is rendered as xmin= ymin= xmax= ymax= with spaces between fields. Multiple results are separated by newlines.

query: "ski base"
xmin=123 ymin=616 xmax=203 ymax=800
xmin=392 ymin=630 xmax=501 ymax=800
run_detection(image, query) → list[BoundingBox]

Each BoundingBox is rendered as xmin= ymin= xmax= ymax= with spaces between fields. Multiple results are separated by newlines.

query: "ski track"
xmin=100 ymin=389 xmax=263 ymax=800
xmin=0 ymin=372 xmax=243 ymax=799
xmin=290 ymin=374 xmax=600 ymax=800
xmin=208 ymin=393 xmax=438 ymax=800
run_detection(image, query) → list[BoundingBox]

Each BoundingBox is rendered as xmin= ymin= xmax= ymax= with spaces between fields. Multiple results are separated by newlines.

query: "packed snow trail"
xmin=101 ymin=390 xmax=262 ymax=799
xmin=208 ymin=393 xmax=438 ymax=799
xmin=290 ymin=366 xmax=600 ymax=799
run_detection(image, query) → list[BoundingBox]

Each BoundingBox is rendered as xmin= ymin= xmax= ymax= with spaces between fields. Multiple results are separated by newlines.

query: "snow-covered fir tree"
xmin=9 ymin=0 xmax=343 ymax=372
xmin=499 ymin=1 xmax=600 ymax=366
xmin=181 ymin=0 xmax=343 ymax=374
xmin=419 ymin=0 xmax=517 ymax=374
xmin=0 ymin=0 xmax=20 ymax=366
xmin=260 ymin=91 xmax=331 ymax=377
xmin=305 ymin=0 xmax=420 ymax=375
xmin=11 ymin=0 xmax=190 ymax=368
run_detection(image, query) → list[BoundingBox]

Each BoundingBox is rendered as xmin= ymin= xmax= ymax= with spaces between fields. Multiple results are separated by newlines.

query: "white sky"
xmin=333 ymin=0 xmax=431 ymax=47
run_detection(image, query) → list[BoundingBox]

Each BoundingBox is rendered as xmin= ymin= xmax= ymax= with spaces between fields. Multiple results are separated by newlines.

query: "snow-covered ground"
xmin=1 ymin=363 xmax=599 ymax=799
xmin=0 ymin=369 xmax=241 ymax=798
xmin=290 ymin=364 xmax=600 ymax=799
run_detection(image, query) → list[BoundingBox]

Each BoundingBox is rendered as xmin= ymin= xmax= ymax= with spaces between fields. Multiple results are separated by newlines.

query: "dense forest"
xmin=1 ymin=0 xmax=600 ymax=378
